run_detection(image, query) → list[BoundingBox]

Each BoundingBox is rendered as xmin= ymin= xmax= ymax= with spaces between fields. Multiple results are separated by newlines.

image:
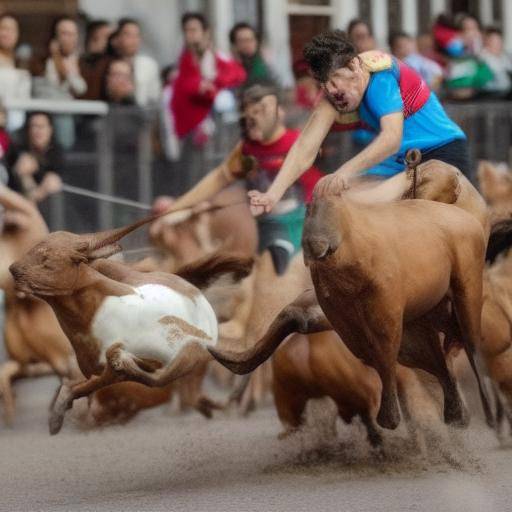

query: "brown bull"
xmin=209 ymin=159 xmax=493 ymax=430
xmin=9 ymin=217 xmax=252 ymax=435
xmin=273 ymin=330 xmax=443 ymax=447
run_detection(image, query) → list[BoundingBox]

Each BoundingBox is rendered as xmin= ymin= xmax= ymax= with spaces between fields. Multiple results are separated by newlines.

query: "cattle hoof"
xmin=376 ymin=400 xmax=401 ymax=430
xmin=48 ymin=385 xmax=73 ymax=435
xmin=444 ymin=400 xmax=470 ymax=428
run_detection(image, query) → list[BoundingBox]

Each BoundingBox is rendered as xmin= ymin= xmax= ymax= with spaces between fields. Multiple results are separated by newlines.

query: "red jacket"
xmin=171 ymin=49 xmax=246 ymax=138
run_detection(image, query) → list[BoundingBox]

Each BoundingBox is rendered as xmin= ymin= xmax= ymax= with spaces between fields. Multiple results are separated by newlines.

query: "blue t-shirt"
xmin=358 ymin=58 xmax=465 ymax=176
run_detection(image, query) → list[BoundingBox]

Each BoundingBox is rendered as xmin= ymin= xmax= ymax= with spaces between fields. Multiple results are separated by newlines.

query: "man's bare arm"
xmin=265 ymin=99 xmax=337 ymax=201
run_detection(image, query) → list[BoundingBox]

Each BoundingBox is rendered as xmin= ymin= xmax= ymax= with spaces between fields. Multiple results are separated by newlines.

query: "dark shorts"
xmin=420 ymin=138 xmax=471 ymax=178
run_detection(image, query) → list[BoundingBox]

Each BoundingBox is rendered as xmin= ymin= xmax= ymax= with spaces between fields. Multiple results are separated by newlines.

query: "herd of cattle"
xmin=2 ymin=156 xmax=512 ymax=457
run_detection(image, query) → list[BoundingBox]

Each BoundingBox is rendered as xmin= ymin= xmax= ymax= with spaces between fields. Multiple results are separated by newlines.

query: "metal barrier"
xmin=4 ymin=98 xmax=512 ymax=235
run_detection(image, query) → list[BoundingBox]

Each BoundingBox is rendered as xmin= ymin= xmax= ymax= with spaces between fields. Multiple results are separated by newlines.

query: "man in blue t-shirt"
xmin=248 ymin=30 xmax=470 ymax=214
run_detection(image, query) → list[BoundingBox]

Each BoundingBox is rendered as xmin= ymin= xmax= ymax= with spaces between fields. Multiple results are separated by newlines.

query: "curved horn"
xmin=87 ymin=213 xmax=159 ymax=252
xmin=208 ymin=290 xmax=331 ymax=374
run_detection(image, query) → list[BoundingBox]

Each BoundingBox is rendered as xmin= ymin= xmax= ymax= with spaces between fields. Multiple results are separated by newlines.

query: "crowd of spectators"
xmin=0 ymin=9 xmax=511 ymax=212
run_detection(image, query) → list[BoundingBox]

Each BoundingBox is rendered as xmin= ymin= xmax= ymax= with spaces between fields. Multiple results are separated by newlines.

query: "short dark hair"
xmin=304 ymin=30 xmax=357 ymax=83
xmin=51 ymin=15 xmax=77 ymax=38
xmin=118 ymin=17 xmax=139 ymax=32
xmin=240 ymin=83 xmax=282 ymax=110
xmin=85 ymin=19 xmax=109 ymax=46
xmin=388 ymin=30 xmax=411 ymax=50
xmin=181 ymin=12 xmax=209 ymax=31
xmin=229 ymin=22 xmax=257 ymax=45
xmin=347 ymin=18 xmax=373 ymax=38
xmin=484 ymin=25 xmax=503 ymax=37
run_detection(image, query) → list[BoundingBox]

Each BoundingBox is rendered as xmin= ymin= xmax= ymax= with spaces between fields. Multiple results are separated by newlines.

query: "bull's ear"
xmin=87 ymin=243 xmax=122 ymax=261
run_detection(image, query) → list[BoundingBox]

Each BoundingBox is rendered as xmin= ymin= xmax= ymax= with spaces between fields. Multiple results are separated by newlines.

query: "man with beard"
xmin=247 ymin=30 xmax=468 ymax=214
xmin=168 ymin=84 xmax=323 ymax=274
xmin=229 ymin=22 xmax=275 ymax=86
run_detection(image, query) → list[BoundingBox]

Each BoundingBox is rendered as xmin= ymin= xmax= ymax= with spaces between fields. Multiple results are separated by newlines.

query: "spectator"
xmin=103 ymin=58 xmax=136 ymax=105
xmin=417 ymin=32 xmax=447 ymax=68
xmin=6 ymin=112 xmax=63 ymax=203
xmin=0 ymin=14 xmax=31 ymax=131
xmin=0 ymin=13 xmax=19 ymax=67
xmin=389 ymin=31 xmax=443 ymax=92
xmin=479 ymin=27 xmax=512 ymax=98
xmin=229 ymin=22 xmax=274 ymax=85
xmin=43 ymin=17 xmax=87 ymax=149
xmin=457 ymin=13 xmax=483 ymax=56
xmin=115 ymin=18 xmax=160 ymax=106
xmin=0 ymin=102 xmax=11 ymax=156
xmin=293 ymin=59 xmax=321 ymax=109
xmin=172 ymin=12 xmax=246 ymax=140
xmin=432 ymin=13 xmax=465 ymax=57
xmin=45 ymin=17 xmax=87 ymax=98
xmin=79 ymin=19 xmax=113 ymax=100
xmin=347 ymin=19 xmax=376 ymax=53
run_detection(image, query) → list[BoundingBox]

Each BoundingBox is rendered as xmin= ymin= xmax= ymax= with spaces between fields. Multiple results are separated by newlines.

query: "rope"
xmin=61 ymin=184 xmax=152 ymax=210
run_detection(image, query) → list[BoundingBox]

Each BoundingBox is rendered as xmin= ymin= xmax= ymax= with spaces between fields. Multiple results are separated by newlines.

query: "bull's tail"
xmin=486 ymin=218 xmax=512 ymax=264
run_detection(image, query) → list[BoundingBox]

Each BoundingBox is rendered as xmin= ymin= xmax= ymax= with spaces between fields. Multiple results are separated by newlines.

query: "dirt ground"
xmin=1 ymin=373 xmax=512 ymax=512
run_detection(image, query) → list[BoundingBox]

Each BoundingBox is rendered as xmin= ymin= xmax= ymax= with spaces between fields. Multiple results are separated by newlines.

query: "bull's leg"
xmin=399 ymin=321 xmax=468 ymax=427
xmin=208 ymin=289 xmax=331 ymax=374
xmin=360 ymin=412 xmax=383 ymax=448
xmin=375 ymin=358 xmax=401 ymax=430
xmin=48 ymin=354 xmax=122 ymax=435
xmin=451 ymin=270 xmax=495 ymax=428
xmin=0 ymin=360 xmax=22 ymax=425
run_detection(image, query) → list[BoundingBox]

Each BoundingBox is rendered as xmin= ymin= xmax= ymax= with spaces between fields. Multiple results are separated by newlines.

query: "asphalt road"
xmin=1 ymin=374 xmax=512 ymax=512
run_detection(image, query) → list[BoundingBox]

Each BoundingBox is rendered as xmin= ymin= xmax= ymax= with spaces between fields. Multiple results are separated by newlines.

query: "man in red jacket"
xmin=167 ymin=84 xmax=324 ymax=274
xmin=172 ymin=12 xmax=246 ymax=138
xmin=171 ymin=12 xmax=246 ymax=189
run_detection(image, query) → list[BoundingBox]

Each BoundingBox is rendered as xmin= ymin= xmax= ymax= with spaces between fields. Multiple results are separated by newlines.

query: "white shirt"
xmin=133 ymin=54 xmax=161 ymax=106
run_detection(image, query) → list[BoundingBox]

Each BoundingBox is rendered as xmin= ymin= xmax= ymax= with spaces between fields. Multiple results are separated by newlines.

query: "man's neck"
xmin=260 ymin=124 xmax=286 ymax=146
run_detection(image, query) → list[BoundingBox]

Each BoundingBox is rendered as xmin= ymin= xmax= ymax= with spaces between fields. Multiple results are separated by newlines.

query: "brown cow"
xmin=9 ymin=217 xmax=253 ymax=434
xmin=0 ymin=185 xmax=77 ymax=424
xmin=273 ymin=330 xmax=443 ymax=447
xmin=209 ymin=179 xmax=492 ymax=430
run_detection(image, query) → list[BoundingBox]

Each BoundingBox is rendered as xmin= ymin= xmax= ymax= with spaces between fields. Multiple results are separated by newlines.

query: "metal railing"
xmin=4 ymin=98 xmax=512 ymax=235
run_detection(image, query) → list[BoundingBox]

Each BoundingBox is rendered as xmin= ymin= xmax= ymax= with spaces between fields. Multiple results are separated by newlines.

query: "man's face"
xmin=350 ymin=23 xmax=375 ymax=53
xmin=0 ymin=16 xmax=19 ymax=52
xmin=392 ymin=36 xmax=415 ymax=60
xmin=106 ymin=60 xmax=134 ymax=100
xmin=183 ymin=19 xmax=208 ymax=52
xmin=234 ymin=27 xmax=258 ymax=58
xmin=485 ymin=33 xmax=503 ymax=56
xmin=322 ymin=58 xmax=367 ymax=113
xmin=117 ymin=23 xmax=141 ymax=58
xmin=243 ymin=95 xmax=281 ymax=142
xmin=56 ymin=20 xmax=79 ymax=56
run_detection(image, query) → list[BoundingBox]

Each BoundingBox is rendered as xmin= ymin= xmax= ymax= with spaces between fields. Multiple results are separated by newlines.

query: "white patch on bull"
xmin=92 ymin=284 xmax=218 ymax=365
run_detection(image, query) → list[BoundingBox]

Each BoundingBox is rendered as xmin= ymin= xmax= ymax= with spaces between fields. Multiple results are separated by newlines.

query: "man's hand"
xmin=313 ymin=172 xmax=348 ymax=198
xmin=15 ymin=153 xmax=38 ymax=176
xmin=248 ymin=189 xmax=278 ymax=216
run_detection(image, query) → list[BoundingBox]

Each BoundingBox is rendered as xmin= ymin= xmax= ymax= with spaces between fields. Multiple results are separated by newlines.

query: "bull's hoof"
xmin=444 ymin=398 xmax=470 ymax=428
xmin=376 ymin=400 xmax=401 ymax=430
xmin=48 ymin=385 xmax=73 ymax=435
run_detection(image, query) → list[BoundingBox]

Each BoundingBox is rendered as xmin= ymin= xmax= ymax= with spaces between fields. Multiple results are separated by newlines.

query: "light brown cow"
xmin=209 ymin=165 xmax=493 ymax=430
xmin=273 ymin=330 xmax=443 ymax=447
xmin=0 ymin=185 xmax=76 ymax=424
xmin=9 ymin=219 xmax=253 ymax=434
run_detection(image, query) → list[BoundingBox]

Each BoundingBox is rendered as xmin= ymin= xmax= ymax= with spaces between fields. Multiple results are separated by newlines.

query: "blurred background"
xmin=1 ymin=0 xmax=511 ymax=236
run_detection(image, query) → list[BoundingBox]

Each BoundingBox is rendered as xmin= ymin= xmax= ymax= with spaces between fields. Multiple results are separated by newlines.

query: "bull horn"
xmin=87 ymin=214 xmax=159 ymax=252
